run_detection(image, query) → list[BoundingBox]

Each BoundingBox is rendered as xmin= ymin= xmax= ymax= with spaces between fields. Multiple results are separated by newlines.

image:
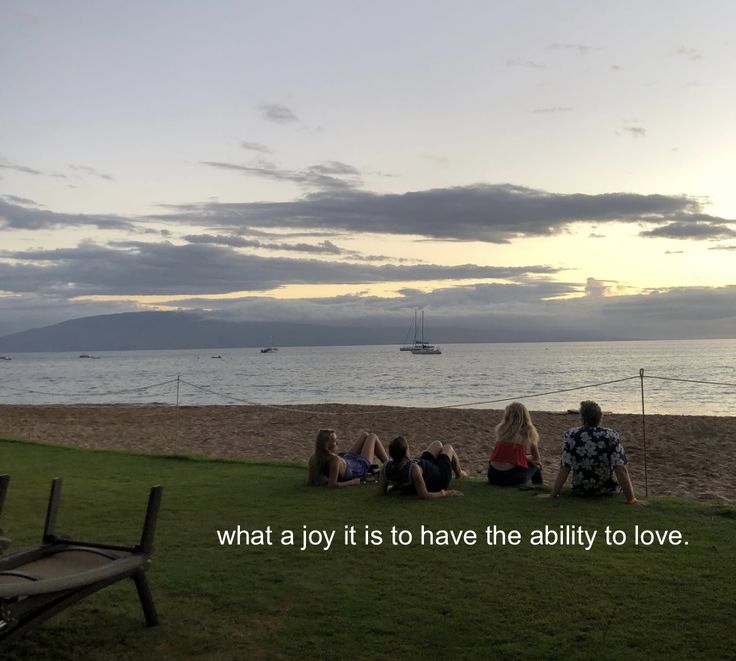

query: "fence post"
xmin=639 ymin=368 xmax=648 ymax=497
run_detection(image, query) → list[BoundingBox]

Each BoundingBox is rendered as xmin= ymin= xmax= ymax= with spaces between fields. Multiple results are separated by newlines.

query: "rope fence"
xmin=1 ymin=372 xmax=734 ymax=411
xmin=0 ymin=378 xmax=179 ymax=398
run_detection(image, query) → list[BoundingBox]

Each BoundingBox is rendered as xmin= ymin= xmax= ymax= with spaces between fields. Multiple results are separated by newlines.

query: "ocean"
xmin=1 ymin=339 xmax=734 ymax=415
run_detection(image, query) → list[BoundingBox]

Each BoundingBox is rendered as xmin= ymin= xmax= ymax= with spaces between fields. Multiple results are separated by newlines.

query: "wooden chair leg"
xmin=133 ymin=571 xmax=159 ymax=627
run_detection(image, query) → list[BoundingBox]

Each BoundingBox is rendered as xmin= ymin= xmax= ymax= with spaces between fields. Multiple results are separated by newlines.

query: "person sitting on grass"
xmin=544 ymin=400 xmax=644 ymax=505
xmin=488 ymin=401 xmax=543 ymax=489
xmin=307 ymin=429 xmax=388 ymax=488
xmin=381 ymin=436 xmax=466 ymax=499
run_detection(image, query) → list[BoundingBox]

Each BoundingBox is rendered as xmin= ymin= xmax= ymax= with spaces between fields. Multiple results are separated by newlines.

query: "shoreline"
xmin=1 ymin=404 xmax=734 ymax=503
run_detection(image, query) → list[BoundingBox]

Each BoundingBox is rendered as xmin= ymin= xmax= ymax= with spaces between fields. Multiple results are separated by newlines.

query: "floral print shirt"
xmin=561 ymin=426 xmax=628 ymax=496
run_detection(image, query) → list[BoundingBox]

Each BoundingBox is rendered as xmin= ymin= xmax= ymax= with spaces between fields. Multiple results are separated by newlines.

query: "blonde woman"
xmin=488 ymin=402 xmax=543 ymax=488
xmin=307 ymin=429 xmax=388 ymax=488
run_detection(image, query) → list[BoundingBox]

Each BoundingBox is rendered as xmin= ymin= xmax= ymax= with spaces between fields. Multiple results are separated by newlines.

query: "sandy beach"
xmin=1 ymin=404 xmax=733 ymax=503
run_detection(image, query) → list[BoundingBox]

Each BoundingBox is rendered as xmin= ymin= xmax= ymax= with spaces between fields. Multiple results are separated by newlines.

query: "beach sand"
xmin=1 ymin=404 xmax=733 ymax=503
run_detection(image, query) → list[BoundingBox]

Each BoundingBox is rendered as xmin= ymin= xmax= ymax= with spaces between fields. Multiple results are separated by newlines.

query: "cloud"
xmin=0 ymin=197 xmax=135 ymax=231
xmin=68 ymin=164 xmax=114 ymax=181
xmin=241 ymin=141 xmax=272 ymax=153
xmin=0 ymin=158 xmax=43 ymax=175
xmin=1 ymin=157 xmax=114 ymax=181
xmin=142 ymin=279 xmax=583 ymax=330
xmin=139 ymin=281 xmax=736 ymax=343
xmin=2 ymin=194 xmax=39 ymax=205
xmin=622 ymin=126 xmax=646 ymax=138
xmin=5 ymin=180 xmax=733 ymax=247
xmin=3 ymin=275 xmax=736 ymax=342
xmin=640 ymin=222 xmax=736 ymax=240
xmin=181 ymin=233 xmax=395 ymax=260
xmin=532 ymin=107 xmax=573 ymax=113
xmin=422 ymin=154 xmax=449 ymax=166
xmin=258 ymin=103 xmax=300 ymax=124
xmin=157 ymin=183 xmax=735 ymax=243
xmin=201 ymin=159 xmax=361 ymax=190
xmin=547 ymin=43 xmax=599 ymax=55
xmin=0 ymin=240 xmax=559 ymax=297
xmin=675 ymin=46 xmax=703 ymax=61
xmin=506 ymin=58 xmax=545 ymax=69
xmin=708 ymin=244 xmax=736 ymax=251
xmin=237 ymin=228 xmax=344 ymax=239
xmin=584 ymin=277 xmax=611 ymax=298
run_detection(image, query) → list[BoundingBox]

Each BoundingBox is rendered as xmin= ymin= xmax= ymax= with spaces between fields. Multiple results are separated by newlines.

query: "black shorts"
xmin=487 ymin=463 xmax=543 ymax=486
xmin=420 ymin=451 xmax=453 ymax=491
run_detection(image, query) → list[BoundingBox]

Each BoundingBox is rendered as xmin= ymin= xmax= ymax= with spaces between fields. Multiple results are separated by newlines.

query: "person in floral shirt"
xmin=546 ymin=400 xmax=643 ymax=505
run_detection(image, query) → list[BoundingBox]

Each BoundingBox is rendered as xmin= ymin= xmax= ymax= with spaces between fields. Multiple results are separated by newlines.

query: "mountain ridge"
xmin=0 ymin=310 xmax=623 ymax=352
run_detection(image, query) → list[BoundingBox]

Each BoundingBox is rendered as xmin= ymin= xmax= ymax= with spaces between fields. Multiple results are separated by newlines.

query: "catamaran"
xmin=399 ymin=310 xmax=421 ymax=351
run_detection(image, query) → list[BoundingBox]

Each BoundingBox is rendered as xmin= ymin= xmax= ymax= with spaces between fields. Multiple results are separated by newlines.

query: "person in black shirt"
xmin=381 ymin=436 xmax=466 ymax=499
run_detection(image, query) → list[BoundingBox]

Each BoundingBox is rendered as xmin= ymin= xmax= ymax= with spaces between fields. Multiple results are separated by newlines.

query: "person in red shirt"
xmin=488 ymin=402 xmax=543 ymax=489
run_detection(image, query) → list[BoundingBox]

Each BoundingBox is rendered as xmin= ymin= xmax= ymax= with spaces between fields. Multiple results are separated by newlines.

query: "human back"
xmin=494 ymin=401 xmax=539 ymax=450
xmin=562 ymin=402 xmax=626 ymax=495
xmin=546 ymin=400 xmax=643 ymax=504
xmin=488 ymin=402 xmax=543 ymax=488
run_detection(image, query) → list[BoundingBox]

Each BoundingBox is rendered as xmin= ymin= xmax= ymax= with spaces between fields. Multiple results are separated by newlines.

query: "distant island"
xmin=0 ymin=311 xmax=627 ymax=353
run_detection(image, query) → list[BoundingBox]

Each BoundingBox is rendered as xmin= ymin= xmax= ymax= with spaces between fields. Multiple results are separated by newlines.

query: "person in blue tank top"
xmin=307 ymin=429 xmax=388 ymax=488
xmin=380 ymin=436 xmax=466 ymax=499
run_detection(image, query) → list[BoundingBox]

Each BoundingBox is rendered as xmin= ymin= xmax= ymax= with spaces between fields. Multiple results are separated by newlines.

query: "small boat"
xmin=260 ymin=347 xmax=278 ymax=353
xmin=211 ymin=355 xmax=222 ymax=359
xmin=0 ymin=356 xmax=11 ymax=361
xmin=411 ymin=311 xmax=441 ymax=355
xmin=79 ymin=354 xmax=100 ymax=359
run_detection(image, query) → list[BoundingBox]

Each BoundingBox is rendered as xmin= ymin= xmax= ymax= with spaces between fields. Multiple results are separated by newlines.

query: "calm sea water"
xmin=0 ymin=340 xmax=734 ymax=415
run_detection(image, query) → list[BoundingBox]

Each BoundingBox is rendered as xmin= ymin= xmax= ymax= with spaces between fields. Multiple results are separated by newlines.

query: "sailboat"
xmin=411 ymin=310 xmax=441 ymax=355
xmin=399 ymin=310 xmax=420 ymax=351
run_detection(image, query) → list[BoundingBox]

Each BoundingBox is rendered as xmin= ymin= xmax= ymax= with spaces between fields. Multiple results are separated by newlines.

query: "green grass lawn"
xmin=1 ymin=437 xmax=734 ymax=660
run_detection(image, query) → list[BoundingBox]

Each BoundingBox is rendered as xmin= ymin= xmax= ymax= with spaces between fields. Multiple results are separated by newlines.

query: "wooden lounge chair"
xmin=0 ymin=475 xmax=9 ymax=553
xmin=0 ymin=477 xmax=162 ymax=644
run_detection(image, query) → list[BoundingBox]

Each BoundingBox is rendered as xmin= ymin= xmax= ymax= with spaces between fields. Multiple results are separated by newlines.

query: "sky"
xmin=1 ymin=0 xmax=735 ymax=340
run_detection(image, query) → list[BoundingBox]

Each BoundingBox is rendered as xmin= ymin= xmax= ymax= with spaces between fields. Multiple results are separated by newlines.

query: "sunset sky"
xmin=1 ymin=1 xmax=734 ymax=340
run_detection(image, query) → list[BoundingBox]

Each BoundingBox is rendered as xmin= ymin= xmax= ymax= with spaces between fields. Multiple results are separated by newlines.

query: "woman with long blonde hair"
xmin=307 ymin=429 xmax=388 ymax=488
xmin=488 ymin=402 xmax=543 ymax=488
